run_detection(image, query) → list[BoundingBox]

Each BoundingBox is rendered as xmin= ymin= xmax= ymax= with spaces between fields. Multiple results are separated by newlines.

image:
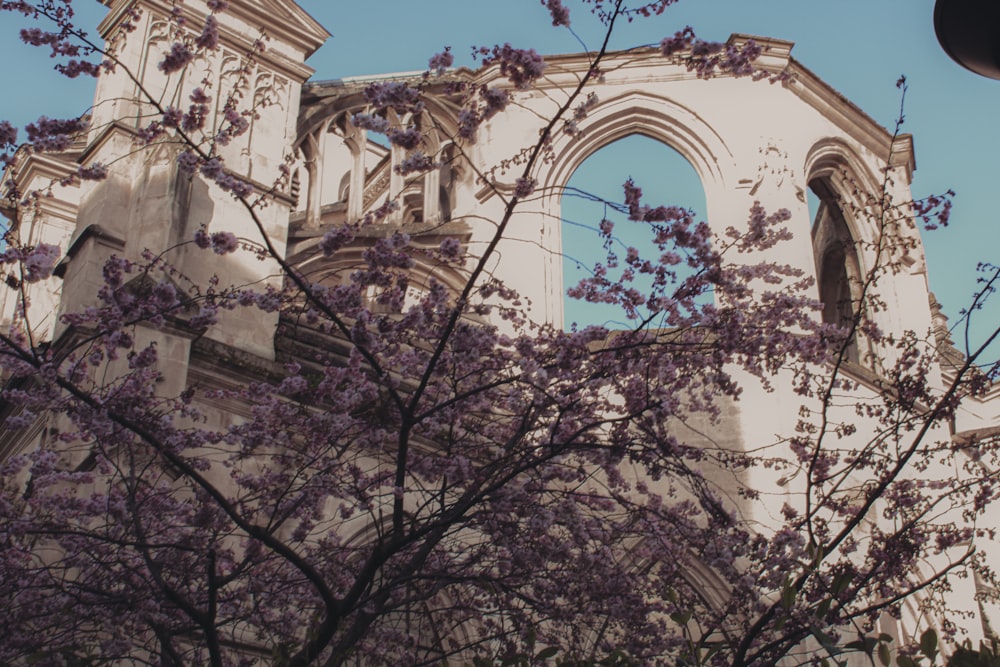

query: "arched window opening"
xmin=438 ymin=149 xmax=455 ymax=223
xmin=809 ymin=178 xmax=867 ymax=365
xmin=561 ymin=134 xmax=706 ymax=330
xmin=438 ymin=186 xmax=452 ymax=223
xmin=402 ymin=189 xmax=424 ymax=224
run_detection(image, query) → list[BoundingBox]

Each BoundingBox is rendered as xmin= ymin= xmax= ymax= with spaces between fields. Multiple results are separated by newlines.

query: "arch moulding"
xmin=537 ymin=90 xmax=736 ymax=210
xmin=802 ymin=137 xmax=883 ymax=249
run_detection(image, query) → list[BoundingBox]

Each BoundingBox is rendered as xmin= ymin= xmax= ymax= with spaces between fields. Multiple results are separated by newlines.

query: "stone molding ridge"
xmin=889 ymin=133 xmax=916 ymax=183
xmin=728 ymin=33 xmax=795 ymax=71
xmin=53 ymin=224 xmax=127 ymax=279
xmin=785 ymin=57 xmax=905 ymax=167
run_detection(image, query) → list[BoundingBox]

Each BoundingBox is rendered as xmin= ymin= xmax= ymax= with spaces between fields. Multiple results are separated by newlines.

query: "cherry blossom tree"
xmin=0 ymin=1 xmax=996 ymax=666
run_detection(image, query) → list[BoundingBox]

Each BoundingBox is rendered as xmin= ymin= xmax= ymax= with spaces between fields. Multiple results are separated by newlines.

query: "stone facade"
xmin=2 ymin=0 xmax=998 ymax=658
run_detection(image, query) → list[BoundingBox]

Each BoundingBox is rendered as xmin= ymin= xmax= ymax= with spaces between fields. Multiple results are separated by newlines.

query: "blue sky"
xmin=3 ymin=0 xmax=999 ymax=352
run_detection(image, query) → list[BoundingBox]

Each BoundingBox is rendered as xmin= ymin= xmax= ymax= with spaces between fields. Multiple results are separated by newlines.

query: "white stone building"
xmin=1 ymin=0 xmax=998 ymax=661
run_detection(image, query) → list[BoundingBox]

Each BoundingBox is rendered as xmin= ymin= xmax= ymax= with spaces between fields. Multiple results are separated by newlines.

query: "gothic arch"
xmin=557 ymin=134 xmax=707 ymax=328
xmin=532 ymin=91 xmax=726 ymax=328
xmin=288 ymin=234 xmax=470 ymax=310
xmin=803 ymin=139 xmax=881 ymax=366
xmin=296 ymin=88 xmax=464 ymax=145
xmin=538 ymin=90 xmax=735 ymax=208
xmin=803 ymin=138 xmax=881 ymax=246
xmin=292 ymin=93 xmax=462 ymax=228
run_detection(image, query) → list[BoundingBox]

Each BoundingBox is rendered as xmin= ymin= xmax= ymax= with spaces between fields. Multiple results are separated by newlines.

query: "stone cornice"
xmin=224 ymin=0 xmax=329 ymax=60
xmin=78 ymin=120 xmax=138 ymax=166
xmin=784 ymin=58 xmax=916 ymax=179
xmin=9 ymin=152 xmax=79 ymax=187
xmin=53 ymin=223 xmax=126 ymax=278
xmin=441 ymin=35 xmax=912 ymax=178
xmin=99 ymin=0 xmax=328 ymax=83
xmin=3 ymin=152 xmax=82 ymax=226
xmin=298 ymin=34 xmax=911 ymax=178
xmin=296 ymin=71 xmax=472 ymax=140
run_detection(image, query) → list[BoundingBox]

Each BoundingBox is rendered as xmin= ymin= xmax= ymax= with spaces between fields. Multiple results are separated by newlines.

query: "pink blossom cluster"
xmin=0 ymin=243 xmax=61 ymax=283
xmin=394 ymin=150 xmax=437 ymax=175
xmin=350 ymin=112 xmax=391 ymax=135
xmin=157 ymin=2 xmax=229 ymax=73
xmin=438 ymin=236 xmax=463 ymax=260
xmin=211 ymin=170 xmax=253 ymax=198
xmin=182 ymin=87 xmax=212 ymax=132
xmin=319 ymin=225 xmax=357 ymax=256
xmin=563 ymin=91 xmax=601 ymax=136
xmin=725 ymin=201 xmax=794 ymax=252
xmin=24 ymin=115 xmax=88 ymax=153
xmin=514 ymin=176 xmax=537 ymax=198
xmin=175 ymin=151 xmax=253 ymax=198
xmin=194 ymin=14 xmax=220 ymax=50
xmin=159 ymin=41 xmax=195 ymax=74
xmin=0 ymin=120 xmax=16 ymax=149
xmin=194 ymin=227 xmax=240 ymax=255
xmin=628 ymin=0 xmax=680 ymax=17
xmin=363 ymin=197 xmax=399 ymax=224
xmin=363 ymin=81 xmax=424 ymax=115
xmin=0 ymin=120 xmax=16 ymax=168
xmin=426 ymin=46 xmax=453 ymax=76
xmin=543 ymin=0 xmax=571 ymax=26
xmin=457 ymin=86 xmax=510 ymax=141
xmin=476 ymin=43 xmax=547 ymax=89
xmin=135 ymin=107 xmax=181 ymax=145
xmin=911 ymin=190 xmax=954 ymax=230
xmin=214 ymin=106 xmax=251 ymax=146
xmin=176 ymin=150 xmax=200 ymax=173
xmin=386 ymin=126 xmax=422 ymax=150
xmin=660 ymin=28 xmax=769 ymax=80
xmin=577 ymin=0 xmax=680 ymax=23
xmin=9 ymin=0 xmax=102 ymax=78
xmin=77 ymin=162 xmax=108 ymax=181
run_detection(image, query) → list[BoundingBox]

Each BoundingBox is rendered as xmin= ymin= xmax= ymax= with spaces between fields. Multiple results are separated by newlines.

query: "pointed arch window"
xmin=809 ymin=178 xmax=867 ymax=366
xmin=560 ymin=134 xmax=706 ymax=330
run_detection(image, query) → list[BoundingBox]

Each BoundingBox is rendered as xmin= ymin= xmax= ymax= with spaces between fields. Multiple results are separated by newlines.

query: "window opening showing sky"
xmin=561 ymin=134 xmax=706 ymax=330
